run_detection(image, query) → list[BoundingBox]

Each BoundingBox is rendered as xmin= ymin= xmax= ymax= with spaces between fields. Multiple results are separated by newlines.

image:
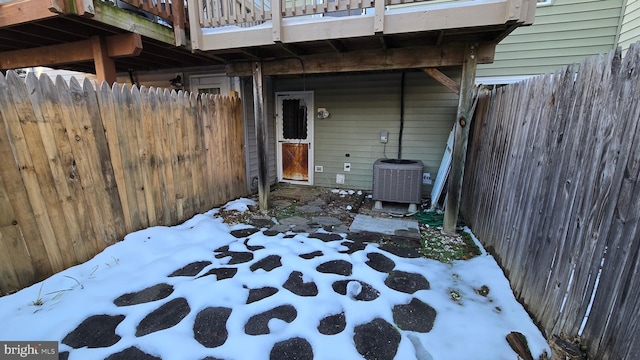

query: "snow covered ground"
xmin=0 ymin=198 xmax=550 ymax=360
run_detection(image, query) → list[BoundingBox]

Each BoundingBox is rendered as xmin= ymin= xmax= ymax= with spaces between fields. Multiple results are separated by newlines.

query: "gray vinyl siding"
xmin=274 ymin=70 xmax=460 ymax=192
xmin=619 ymin=0 xmax=640 ymax=53
xmin=477 ymin=0 xmax=624 ymax=79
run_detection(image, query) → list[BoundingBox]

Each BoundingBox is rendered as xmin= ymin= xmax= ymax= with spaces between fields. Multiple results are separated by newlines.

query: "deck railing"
xmin=110 ymin=0 xmax=188 ymax=45
xmin=196 ymin=0 xmax=433 ymax=28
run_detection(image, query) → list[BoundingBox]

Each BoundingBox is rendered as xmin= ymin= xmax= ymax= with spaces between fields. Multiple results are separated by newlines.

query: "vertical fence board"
xmin=171 ymin=90 xmax=190 ymax=218
xmin=26 ymin=74 xmax=91 ymax=264
xmin=0 ymin=226 xmax=22 ymax=294
xmin=583 ymin=44 xmax=640 ymax=359
xmin=0 ymin=184 xmax=31 ymax=292
xmin=165 ymin=89 xmax=185 ymax=220
xmin=156 ymin=88 xmax=179 ymax=223
xmin=60 ymin=77 xmax=117 ymax=250
xmin=201 ymin=94 xmax=215 ymax=206
xmin=0 ymin=76 xmax=47 ymax=286
xmin=142 ymin=87 xmax=167 ymax=225
xmin=463 ymin=44 xmax=640 ymax=358
xmin=186 ymin=93 xmax=203 ymax=213
xmin=98 ymin=82 xmax=134 ymax=231
xmin=118 ymin=84 xmax=149 ymax=229
xmin=131 ymin=85 xmax=157 ymax=226
xmin=192 ymin=94 xmax=207 ymax=209
xmin=221 ymin=96 xmax=233 ymax=200
xmin=537 ymin=61 xmax=596 ymax=332
xmin=558 ymin=53 xmax=617 ymax=336
xmin=82 ymin=78 xmax=126 ymax=242
xmin=233 ymin=97 xmax=246 ymax=197
xmin=3 ymin=72 xmax=69 ymax=272
xmin=211 ymin=95 xmax=224 ymax=205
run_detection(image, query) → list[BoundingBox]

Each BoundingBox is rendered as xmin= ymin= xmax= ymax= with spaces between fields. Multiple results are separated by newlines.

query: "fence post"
xmin=443 ymin=42 xmax=477 ymax=234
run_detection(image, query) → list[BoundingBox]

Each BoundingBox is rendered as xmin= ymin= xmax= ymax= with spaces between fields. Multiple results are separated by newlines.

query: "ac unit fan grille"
xmin=372 ymin=159 xmax=423 ymax=204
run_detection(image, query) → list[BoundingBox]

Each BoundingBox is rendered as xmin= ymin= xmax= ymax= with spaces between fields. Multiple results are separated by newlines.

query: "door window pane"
xmin=282 ymin=99 xmax=307 ymax=140
xmin=198 ymin=87 xmax=221 ymax=95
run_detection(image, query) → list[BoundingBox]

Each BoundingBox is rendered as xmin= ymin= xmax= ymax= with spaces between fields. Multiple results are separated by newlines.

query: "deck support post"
xmin=172 ymin=0 xmax=186 ymax=46
xmin=443 ymin=42 xmax=477 ymax=234
xmin=91 ymin=36 xmax=116 ymax=85
xmin=252 ymin=61 xmax=269 ymax=210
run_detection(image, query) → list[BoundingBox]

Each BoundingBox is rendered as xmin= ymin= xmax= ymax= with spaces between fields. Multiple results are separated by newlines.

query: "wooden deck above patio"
xmin=1 ymin=0 xmax=536 ymax=80
xmin=186 ymin=0 xmax=537 ymax=75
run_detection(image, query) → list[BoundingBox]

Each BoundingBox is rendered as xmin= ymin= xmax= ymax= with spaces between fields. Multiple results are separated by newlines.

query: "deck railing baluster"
xmin=190 ymin=0 xmax=441 ymax=28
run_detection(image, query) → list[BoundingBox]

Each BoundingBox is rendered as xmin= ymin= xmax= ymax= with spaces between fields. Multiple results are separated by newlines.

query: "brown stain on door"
xmin=282 ymin=143 xmax=309 ymax=181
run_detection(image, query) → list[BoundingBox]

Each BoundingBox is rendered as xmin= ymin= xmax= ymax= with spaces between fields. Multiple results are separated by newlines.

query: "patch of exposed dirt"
xmin=217 ymin=184 xmax=482 ymax=264
xmin=218 ymin=185 xmax=365 ymax=226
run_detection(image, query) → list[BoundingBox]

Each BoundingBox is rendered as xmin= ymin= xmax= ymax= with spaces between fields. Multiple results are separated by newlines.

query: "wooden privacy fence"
xmin=462 ymin=43 xmax=640 ymax=359
xmin=0 ymin=71 xmax=246 ymax=295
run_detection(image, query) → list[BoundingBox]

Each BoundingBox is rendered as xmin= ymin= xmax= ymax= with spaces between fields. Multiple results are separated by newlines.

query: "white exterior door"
xmin=276 ymin=91 xmax=314 ymax=185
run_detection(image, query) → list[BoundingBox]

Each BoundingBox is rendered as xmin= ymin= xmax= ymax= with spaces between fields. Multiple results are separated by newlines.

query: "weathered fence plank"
xmin=131 ymin=85 xmax=157 ymax=227
xmin=233 ymin=96 xmax=246 ymax=196
xmin=119 ymin=84 xmax=149 ymax=229
xmin=581 ymin=44 xmax=640 ymax=359
xmin=210 ymin=94 xmax=224 ymax=204
xmin=98 ymin=82 xmax=134 ymax=231
xmin=463 ymin=43 xmax=640 ymax=359
xmin=26 ymin=74 xmax=91 ymax=264
xmin=140 ymin=86 xmax=162 ymax=225
xmin=83 ymin=78 xmax=126 ymax=244
xmin=3 ymin=72 xmax=69 ymax=273
xmin=0 ymin=200 xmax=28 ymax=293
xmin=200 ymin=96 xmax=213 ymax=206
xmin=0 ymin=72 xmax=246 ymax=295
xmin=0 ymin=76 xmax=46 ymax=284
xmin=155 ymin=88 xmax=179 ymax=223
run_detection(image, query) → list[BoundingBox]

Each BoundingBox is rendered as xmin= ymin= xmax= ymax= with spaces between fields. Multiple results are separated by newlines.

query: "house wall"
xmin=268 ymin=70 xmax=460 ymax=192
xmin=115 ymin=65 xmax=234 ymax=93
xmin=618 ymin=0 xmax=640 ymax=53
xmin=476 ymin=0 xmax=624 ymax=82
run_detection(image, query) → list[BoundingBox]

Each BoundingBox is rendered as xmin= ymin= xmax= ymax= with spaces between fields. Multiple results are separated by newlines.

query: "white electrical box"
xmin=380 ymin=131 xmax=388 ymax=144
xmin=423 ymin=172 xmax=432 ymax=185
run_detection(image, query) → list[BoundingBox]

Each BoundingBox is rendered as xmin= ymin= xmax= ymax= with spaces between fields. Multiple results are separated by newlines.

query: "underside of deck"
xmin=0 ymin=0 xmax=217 ymax=74
xmin=0 ymin=0 xmax=536 ymax=77
xmin=192 ymin=0 xmax=538 ymax=75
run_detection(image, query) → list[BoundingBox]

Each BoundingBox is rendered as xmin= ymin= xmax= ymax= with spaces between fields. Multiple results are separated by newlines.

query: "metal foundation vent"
xmin=372 ymin=159 xmax=423 ymax=205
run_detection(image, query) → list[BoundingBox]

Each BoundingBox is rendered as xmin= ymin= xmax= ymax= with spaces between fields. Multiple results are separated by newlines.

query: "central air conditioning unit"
xmin=372 ymin=159 xmax=424 ymax=212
